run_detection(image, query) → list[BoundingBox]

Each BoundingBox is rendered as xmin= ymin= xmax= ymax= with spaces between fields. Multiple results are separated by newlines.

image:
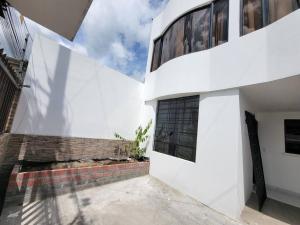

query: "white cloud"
xmin=24 ymin=0 xmax=168 ymax=81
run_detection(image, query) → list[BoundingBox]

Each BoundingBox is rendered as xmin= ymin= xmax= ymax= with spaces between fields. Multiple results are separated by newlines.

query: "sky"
xmin=25 ymin=0 xmax=169 ymax=82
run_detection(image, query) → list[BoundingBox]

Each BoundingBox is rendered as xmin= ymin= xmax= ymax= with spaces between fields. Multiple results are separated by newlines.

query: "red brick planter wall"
xmin=5 ymin=161 xmax=149 ymax=204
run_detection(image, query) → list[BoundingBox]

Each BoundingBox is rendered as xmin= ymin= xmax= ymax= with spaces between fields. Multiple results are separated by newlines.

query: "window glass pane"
xmin=154 ymin=96 xmax=199 ymax=162
xmin=160 ymin=17 xmax=185 ymax=65
xmin=184 ymin=7 xmax=211 ymax=53
xmin=242 ymin=0 xmax=263 ymax=35
xmin=285 ymin=120 xmax=300 ymax=155
xmin=269 ymin=0 xmax=299 ymax=24
xmin=212 ymin=0 xmax=229 ymax=47
xmin=151 ymin=38 xmax=162 ymax=72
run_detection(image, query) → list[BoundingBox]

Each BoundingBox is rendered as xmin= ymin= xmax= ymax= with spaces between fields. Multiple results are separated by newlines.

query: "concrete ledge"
xmin=5 ymin=161 xmax=150 ymax=204
xmin=267 ymin=184 xmax=300 ymax=208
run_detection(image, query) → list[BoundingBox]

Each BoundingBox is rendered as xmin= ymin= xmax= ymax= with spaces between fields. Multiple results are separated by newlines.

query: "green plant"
xmin=115 ymin=120 xmax=152 ymax=160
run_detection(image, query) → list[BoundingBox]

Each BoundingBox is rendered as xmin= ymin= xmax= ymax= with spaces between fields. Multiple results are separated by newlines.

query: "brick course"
xmin=5 ymin=161 xmax=149 ymax=204
xmin=0 ymin=133 xmax=131 ymax=213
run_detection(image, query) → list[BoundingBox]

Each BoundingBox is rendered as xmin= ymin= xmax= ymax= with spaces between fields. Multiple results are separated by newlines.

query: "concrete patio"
xmin=0 ymin=176 xmax=242 ymax=225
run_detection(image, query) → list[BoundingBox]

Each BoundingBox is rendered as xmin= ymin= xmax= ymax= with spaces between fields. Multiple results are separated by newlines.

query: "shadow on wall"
xmin=0 ymin=44 xmax=88 ymax=224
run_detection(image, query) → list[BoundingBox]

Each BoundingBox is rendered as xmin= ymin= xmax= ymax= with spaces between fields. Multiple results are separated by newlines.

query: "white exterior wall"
xmin=150 ymin=89 xmax=247 ymax=219
xmin=12 ymin=35 xmax=145 ymax=140
xmin=257 ymin=112 xmax=300 ymax=208
xmin=145 ymin=0 xmax=300 ymax=220
xmin=145 ymin=0 xmax=300 ymax=100
xmin=238 ymin=92 xmax=257 ymax=210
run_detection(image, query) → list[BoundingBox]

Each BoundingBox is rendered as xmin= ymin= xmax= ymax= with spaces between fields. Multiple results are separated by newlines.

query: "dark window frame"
xmin=240 ymin=0 xmax=264 ymax=36
xmin=284 ymin=119 xmax=300 ymax=155
xmin=211 ymin=0 xmax=230 ymax=47
xmin=241 ymin=0 xmax=300 ymax=36
xmin=150 ymin=0 xmax=229 ymax=72
xmin=150 ymin=38 xmax=163 ymax=72
xmin=154 ymin=95 xmax=199 ymax=162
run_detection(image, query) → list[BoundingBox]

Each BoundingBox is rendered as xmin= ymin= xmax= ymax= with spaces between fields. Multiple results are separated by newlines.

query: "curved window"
xmin=212 ymin=0 xmax=230 ymax=47
xmin=184 ymin=6 xmax=211 ymax=53
xmin=268 ymin=0 xmax=299 ymax=23
xmin=242 ymin=0 xmax=299 ymax=35
xmin=151 ymin=0 xmax=229 ymax=72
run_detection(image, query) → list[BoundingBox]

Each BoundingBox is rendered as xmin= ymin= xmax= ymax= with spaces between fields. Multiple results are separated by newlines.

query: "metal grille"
xmin=154 ymin=95 xmax=199 ymax=162
xmin=0 ymin=60 xmax=19 ymax=134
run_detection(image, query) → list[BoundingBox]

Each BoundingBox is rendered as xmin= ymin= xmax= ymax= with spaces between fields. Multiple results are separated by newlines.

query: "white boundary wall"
xmin=12 ymin=35 xmax=145 ymax=140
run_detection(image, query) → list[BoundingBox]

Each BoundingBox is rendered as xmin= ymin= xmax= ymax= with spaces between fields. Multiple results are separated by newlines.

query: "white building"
xmin=11 ymin=0 xmax=300 ymax=221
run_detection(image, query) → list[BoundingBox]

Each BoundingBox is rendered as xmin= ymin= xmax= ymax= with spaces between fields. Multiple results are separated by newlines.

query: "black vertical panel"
xmin=154 ymin=96 xmax=199 ymax=162
xmin=245 ymin=111 xmax=267 ymax=211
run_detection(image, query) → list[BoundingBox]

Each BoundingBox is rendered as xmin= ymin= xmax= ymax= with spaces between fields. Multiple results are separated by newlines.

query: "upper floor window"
xmin=242 ymin=0 xmax=263 ymax=35
xmin=184 ymin=6 xmax=211 ymax=53
xmin=161 ymin=17 xmax=185 ymax=65
xmin=151 ymin=0 xmax=229 ymax=72
xmin=268 ymin=0 xmax=299 ymax=24
xmin=151 ymin=39 xmax=162 ymax=71
xmin=212 ymin=0 xmax=229 ymax=47
xmin=242 ymin=0 xmax=299 ymax=35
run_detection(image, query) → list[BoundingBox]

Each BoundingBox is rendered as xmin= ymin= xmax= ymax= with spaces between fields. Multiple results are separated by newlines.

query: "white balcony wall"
xmin=12 ymin=35 xmax=145 ymax=140
xmin=145 ymin=0 xmax=300 ymax=100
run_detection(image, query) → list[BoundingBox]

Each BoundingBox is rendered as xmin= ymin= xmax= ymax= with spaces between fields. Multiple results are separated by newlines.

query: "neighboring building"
xmin=7 ymin=0 xmax=300 ymax=221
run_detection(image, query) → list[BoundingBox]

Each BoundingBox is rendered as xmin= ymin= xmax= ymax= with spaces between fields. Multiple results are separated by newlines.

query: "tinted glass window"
xmin=212 ymin=0 xmax=229 ymax=47
xmin=242 ymin=0 xmax=263 ymax=35
xmin=151 ymin=39 xmax=162 ymax=72
xmin=160 ymin=17 xmax=185 ymax=65
xmin=268 ymin=0 xmax=299 ymax=24
xmin=285 ymin=120 xmax=300 ymax=155
xmin=154 ymin=96 xmax=199 ymax=162
xmin=185 ymin=7 xmax=211 ymax=53
xmin=151 ymin=0 xmax=230 ymax=71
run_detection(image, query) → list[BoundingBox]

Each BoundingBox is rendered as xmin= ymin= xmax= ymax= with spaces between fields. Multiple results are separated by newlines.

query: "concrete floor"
xmin=0 ymin=176 xmax=241 ymax=225
xmin=241 ymin=193 xmax=300 ymax=225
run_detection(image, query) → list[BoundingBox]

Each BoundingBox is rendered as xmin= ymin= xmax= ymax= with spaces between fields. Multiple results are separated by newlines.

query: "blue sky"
xmin=27 ymin=0 xmax=168 ymax=81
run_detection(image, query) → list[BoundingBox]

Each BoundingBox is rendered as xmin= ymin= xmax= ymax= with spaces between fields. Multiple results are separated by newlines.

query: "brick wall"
xmin=6 ymin=134 xmax=131 ymax=162
xmin=0 ymin=133 xmax=131 ymax=213
xmin=5 ymin=161 xmax=150 ymax=204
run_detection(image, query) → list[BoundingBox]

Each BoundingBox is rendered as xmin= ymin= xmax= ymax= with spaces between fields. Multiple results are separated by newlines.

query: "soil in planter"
xmin=19 ymin=158 xmax=139 ymax=172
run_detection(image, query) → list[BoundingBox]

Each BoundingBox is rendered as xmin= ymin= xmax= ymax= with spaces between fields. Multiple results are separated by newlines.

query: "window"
xmin=242 ymin=0 xmax=299 ymax=35
xmin=185 ymin=6 xmax=211 ymax=53
xmin=268 ymin=0 xmax=299 ymax=24
xmin=160 ymin=17 xmax=185 ymax=65
xmin=212 ymin=0 xmax=229 ymax=47
xmin=151 ymin=39 xmax=162 ymax=72
xmin=154 ymin=96 xmax=199 ymax=162
xmin=242 ymin=0 xmax=263 ymax=35
xmin=285 ymin=120 xmax=300 ymax=155
xmin=150 ymin=0 xmax=229 ymax=71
